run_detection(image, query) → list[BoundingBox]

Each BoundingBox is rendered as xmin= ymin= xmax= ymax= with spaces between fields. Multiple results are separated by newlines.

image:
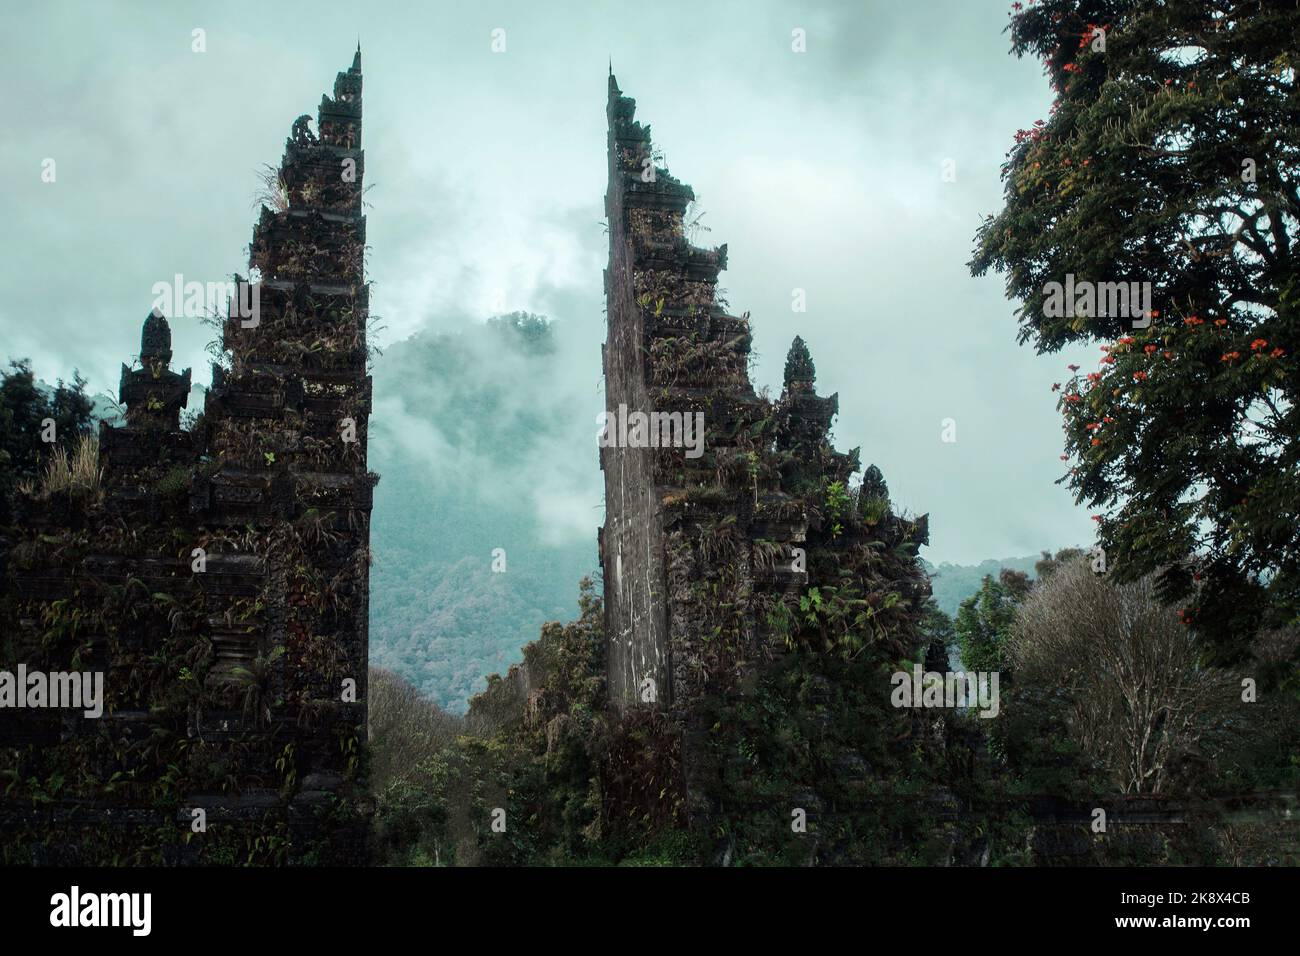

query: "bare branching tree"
xmin=1010 ymin=557 xmax=1239 ymax=794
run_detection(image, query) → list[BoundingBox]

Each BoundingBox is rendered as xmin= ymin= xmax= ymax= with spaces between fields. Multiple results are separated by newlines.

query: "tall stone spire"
xmin=195 ymin=47 xmax=375 ymax=844
xmin=598 ymin=75 xmax=930 ymax=839
xmin=602 ymin=74 xmax=752 ymax=718
xmin=1 ymin=51 xmax=375 ymax=866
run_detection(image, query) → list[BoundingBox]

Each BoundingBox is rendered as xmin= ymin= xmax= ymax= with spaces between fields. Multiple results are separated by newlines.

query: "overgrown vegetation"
xmin=0 ymin=359 xmax=96 ymax=521
xmin=950 ymin=550 xmax=1299 ymax=806
xmin=970 ymin=0 xmax=1300 ymax=661
xmin=15 ymin=434 xmax=102 ymax=501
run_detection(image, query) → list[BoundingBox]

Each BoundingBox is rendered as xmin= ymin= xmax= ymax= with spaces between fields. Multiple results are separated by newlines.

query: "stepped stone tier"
xmin=599 ymin=73 xmax=930 ymax=820
xmin=0 ymin=51 xmax=376 ymax=865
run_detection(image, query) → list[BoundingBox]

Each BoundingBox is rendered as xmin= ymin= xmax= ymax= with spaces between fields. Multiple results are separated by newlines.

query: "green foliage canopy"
xmin=0 ymin=359 xmax=96 ymax=520
xmin=955 ymin=568 xmax=1031 ymax=673
xmin=971 ymin=0 xmax=1300 ymax=658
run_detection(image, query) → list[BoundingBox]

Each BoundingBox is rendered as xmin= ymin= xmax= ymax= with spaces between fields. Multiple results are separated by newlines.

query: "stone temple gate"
xmin=0 ymin=51 xmax=375 ymax=864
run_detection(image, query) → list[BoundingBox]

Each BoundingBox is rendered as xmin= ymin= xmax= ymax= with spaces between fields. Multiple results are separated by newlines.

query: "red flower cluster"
xmin=1014 ymin=118 xmax=1048 ymax=145
xmin=1184 ymin=315 xmax=1204 ymax=327
xmin=1076 ymin=23 xmax=1107 ymax=51
xmin=1133 ymin=371 xmax=1148 ymax=382
xmin=1221 ymin=351 xmax=1241 ymax=363
xmin=1250 ymin=338 xmax=1268 ymax=351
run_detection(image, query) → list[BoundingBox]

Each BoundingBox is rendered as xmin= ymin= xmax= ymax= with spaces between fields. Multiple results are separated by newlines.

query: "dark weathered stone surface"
xmin=0 ymin=52 xmax=375 ymax=865
xmin=599 ymin=75 xmax=931 ymax=828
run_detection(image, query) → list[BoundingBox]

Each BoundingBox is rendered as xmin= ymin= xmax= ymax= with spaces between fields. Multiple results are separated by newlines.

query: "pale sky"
xmin=2 ymin=0 xmax=1098 ymax=564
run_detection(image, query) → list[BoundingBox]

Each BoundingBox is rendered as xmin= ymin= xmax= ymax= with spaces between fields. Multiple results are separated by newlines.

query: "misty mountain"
xmin=367 ymin=314 xmax=600 ymax=713
xmin=923 ymin=554 xmax=1045 ymax=616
